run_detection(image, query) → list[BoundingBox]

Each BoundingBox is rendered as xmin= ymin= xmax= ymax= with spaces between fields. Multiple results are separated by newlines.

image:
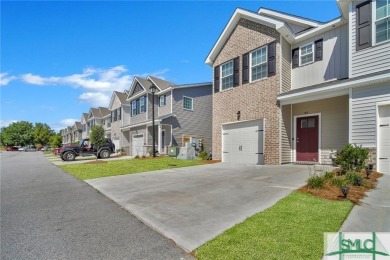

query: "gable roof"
xmin=82 ymin=113 xmax=88 ymax=122
xmin=147 ymin=76 xmax=174 ymax=91
xmin=98 ymin=107 xmax=110 ymax=117
xmin=206 ymin=5 xmax=346 ymax=66
xmin=89 ymin=108 xmax=101 ymax=119
xmin=108 ymin=91 xmax=128 ymax=109
xmin=73 ymin=121 xmax=82 ymax=130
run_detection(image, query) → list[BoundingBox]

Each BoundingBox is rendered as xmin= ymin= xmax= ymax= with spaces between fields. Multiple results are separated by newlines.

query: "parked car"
xmin=6 ymin=146 xmax=19 ymax=151
xmin=18 ymin=147 xmax=26 ymax=151
xmin=25 ymin=145 xmax=37 ymax=152
xmin=60 ymin=138 xmax=115 ymax=161
xmin=42 ymin=146 xmax=52 ymax=151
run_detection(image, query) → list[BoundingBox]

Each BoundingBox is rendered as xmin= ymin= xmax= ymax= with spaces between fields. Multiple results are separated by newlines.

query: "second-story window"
xmin=376 ymin=0 xmax=390 ymax=43
xmin=131 ymin=101 xmax=137 ymax=116
xmin=159 ymin=95 xmax=166 ymax=107
xmin=131 ymin=96 xmax=146 ymax=116
xmin=183 ymin=96 xmax=193 ymax=110
xmin=221 ymin=60 xmax=233 ymax=90
xmin=300 ymin=43 xmax=314 ymax=65
xmin=140 ymin=96 xmax=146 ymax=113
xmin=251 ymin=46 xmax=267 ymax=81
xmin=118 ymin=108 xmax=121 ymax=120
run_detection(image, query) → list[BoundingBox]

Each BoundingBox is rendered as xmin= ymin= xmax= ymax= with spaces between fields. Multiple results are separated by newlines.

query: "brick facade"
xmin=212 ymin=18 xmax=281 ymax=164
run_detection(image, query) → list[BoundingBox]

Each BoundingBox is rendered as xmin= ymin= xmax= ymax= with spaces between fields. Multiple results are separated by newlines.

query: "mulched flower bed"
xmin=299 ymin=170 xmax=383 ymax=204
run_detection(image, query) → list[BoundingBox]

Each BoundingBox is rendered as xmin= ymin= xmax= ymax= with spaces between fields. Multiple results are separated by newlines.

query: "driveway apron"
xmin=86 ymin=163 xmax=309 ymax=251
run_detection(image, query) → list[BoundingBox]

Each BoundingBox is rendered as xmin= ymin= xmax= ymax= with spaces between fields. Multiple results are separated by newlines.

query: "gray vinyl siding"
xmin=169 ymin=85 xmax=213 ymax=151
xmin=122 ymin=105 xmax=131 ymax=127
xmin=281 ymin=104 xmax=292 ymax=163
xmin=351 ymin=2 xmax=390 ymax=78
xmin=158 ymin=91 xmax=172 ymax=117
xmin=281 ymin=36 xmax=291 ymax=93
xmin=351 ymin=83 xmax=390 ymax=147
xmin=292 ymin=24 xmax=349 ymax=89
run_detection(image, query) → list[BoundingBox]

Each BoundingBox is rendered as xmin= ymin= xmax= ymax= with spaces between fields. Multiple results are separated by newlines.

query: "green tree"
xmin=50 ymin=133 xmax=62 ymax=148
xmin=90 ymin=125 xmax=105 ymax=160
xmin=0 ymin=121 xmax=34 ymax=146
xmin=33 ymin=123 xmax=55 ymax=146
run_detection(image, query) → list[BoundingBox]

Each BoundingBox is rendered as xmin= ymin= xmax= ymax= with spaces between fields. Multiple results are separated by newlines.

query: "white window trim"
xmin=131 ymin=101 xmax=137 ymax=116
xmin=373 ymin=0 xmax=390 ymax=45
xmin=183 ymin=96 xmax=193 ymax=111
xmin=249 ymin=45 xmax=268 ymax=83
xmin=159 ymin=95 xmax=166 ymax=107
xmin=220 ymin=60 xmax=234 ymax=91
xmin=299 ymin=42 xmax=314 ymax=66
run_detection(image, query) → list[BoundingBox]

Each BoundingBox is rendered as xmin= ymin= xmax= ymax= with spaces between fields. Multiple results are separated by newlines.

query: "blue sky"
xmin=1 ymin=0 xmax=340 ymax=131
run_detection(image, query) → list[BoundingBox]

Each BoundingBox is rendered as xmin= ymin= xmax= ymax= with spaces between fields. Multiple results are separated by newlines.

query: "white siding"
xmin=292 ymin=24 xmax=349 ymax=89
xmin=351 ymin=83 xmax=390 ymax=147
xmin=350 ymin=2 xmax=390 ymax=78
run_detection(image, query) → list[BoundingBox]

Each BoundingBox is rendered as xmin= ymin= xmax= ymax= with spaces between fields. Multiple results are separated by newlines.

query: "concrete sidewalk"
xmin=340 ymin=174 xmax=390 ymax=232
xmin=86 ymin=163 xmax=309 ymax=251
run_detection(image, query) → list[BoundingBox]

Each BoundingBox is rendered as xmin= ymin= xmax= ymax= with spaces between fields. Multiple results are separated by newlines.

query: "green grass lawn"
xmin=195 ymin=191 xmax=353 ymax=260
xmin=59 ymin=157 xmax=207 ymax=180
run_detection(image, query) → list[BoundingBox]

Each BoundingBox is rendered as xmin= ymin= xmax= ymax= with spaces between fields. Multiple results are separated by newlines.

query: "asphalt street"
xmin=0 ymin=151 xmax=193 ymax=260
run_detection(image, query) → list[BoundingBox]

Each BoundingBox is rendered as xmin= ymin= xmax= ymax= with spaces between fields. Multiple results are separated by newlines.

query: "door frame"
xmin=376 ymin=101 xmax=390 ymax=173
xmin=293 ymin=113 xmax=321 ymax=163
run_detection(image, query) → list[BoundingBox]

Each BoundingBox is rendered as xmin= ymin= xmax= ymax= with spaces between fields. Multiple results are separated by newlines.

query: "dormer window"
xmin=376 ymin=0 xmax=390 ymax=43
xmin=300 ymin=43 xmax=314 ymax=66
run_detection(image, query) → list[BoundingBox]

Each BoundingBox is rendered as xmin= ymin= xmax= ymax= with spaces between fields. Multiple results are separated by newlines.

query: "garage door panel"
xmin=222 ymin=120 xmax=264 ymax=165
xmin=132 ymin=135 xmax=144 ymax=157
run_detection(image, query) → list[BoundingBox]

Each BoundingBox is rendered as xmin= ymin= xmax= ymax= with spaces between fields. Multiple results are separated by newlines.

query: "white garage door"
xmin=222 ymin=119 xmax=264 ymax=165
xmin=378 ymin=105 xmax=390 ymax=175
xmin=132 ymin=134 xmax=144 ymax=157
xmin=113 ymin=139 xmax=120 ymax=152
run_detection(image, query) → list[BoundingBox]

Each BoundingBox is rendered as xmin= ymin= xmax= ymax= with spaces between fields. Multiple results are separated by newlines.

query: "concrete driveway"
xmin=86 ymin=163 xmax=309 ymax=252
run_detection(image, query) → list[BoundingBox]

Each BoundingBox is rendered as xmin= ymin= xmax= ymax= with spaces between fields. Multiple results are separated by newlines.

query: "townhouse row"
xmin=62 ymin=0 xmax=390 ymax=174
xmin=61 ymin=76 xmax=213 ymax=156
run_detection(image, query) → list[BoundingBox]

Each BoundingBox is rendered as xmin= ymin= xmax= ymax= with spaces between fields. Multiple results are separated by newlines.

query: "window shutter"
xmin=315 ymin=39 xmax=323 ymax=61
xmin=356 ymin=1 xmax=371 ymax=51
xmin=214 ymin=66 xmax=220 ymax=93
xmin=268 ymin=42 xmax=276 ymax=77
xmin=242 ymin=53 xmax=249 ymax=84
xmin=292 ymin=48 xmax=299 ymax=68
xmin=233 ymin=57 xmax=240 ymax=86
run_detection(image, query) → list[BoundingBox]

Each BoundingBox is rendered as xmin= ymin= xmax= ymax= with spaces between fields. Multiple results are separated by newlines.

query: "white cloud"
xmin=0 ymin=120 xmax=17 ymax=128
xmin=78 ymin=92 xmax=110 ymax=107
xmin=49 ymin=118 xmax=79 ymax=132
xmin=59 ymin=118 xmax=77 ymax=126
xmin=18 ymin=65 xmax=169 ymax=106
xmin=0 ymin=73 xmax=17 ymax=86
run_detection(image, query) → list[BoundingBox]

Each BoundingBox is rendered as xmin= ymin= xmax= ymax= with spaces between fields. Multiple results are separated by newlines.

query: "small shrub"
xmin=142 ymin=155 xmax=146 ymax=158
xmin=345 ymin=172 xmax=362 ymax=186
xmin=307 ymin=175 xmax=325 ymax=189
xmin=198 ymin=151 xmax=209 ymax=160
xmin=148 ymin=149 xmax=159 ymax=157
xmin=330 ymin=177 xmax=344 ymax=188
xmin=116 ymin=148 xmax=126 ymax=155
xmin=134 ymin=155 xmax=140 ymax=159
xmin=324 ymin=171 xmax=334 ymax=180
xmin=334 ymin=144 xmax=369 ymax=172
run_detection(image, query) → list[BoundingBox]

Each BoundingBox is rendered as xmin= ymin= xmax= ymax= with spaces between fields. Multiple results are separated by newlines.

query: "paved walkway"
xmin=340 ymin=173 xmax=390 ymax=232
xmin=86 ymin=163 xmax=309 ymax=251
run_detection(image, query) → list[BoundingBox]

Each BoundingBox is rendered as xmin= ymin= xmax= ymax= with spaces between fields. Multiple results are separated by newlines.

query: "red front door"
xmin=296 ymin=116 xmax=319 ymax=162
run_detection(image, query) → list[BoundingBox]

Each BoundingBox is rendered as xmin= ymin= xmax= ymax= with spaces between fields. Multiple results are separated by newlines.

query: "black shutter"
xmin=214 ymin=66 xmax=220 ymax=93
xmin=356 ymin=0 xmax=371 ymax=51
xmin=233 ymin=57 xmax=240 ymax=87
xmin=292 ymin=48 xmax=299 ymax=68
xmin=242 ymin=52 xmax=249 ymax=84
xmin=315 ymin=39 xmax=323 ymax=61
xmin=268 ymin=42 xmax=276 ymax=77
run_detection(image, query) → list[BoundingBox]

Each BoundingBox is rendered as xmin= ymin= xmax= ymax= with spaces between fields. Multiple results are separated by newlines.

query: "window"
xmin=131 ymin=96 xmax=146 ymax=116
xmin=113 ymin=109 xmax=117 ymax=121
xmin=300 ymin=43 xmax=314 ymax=65
xmin=221 ymin=60 xmax=233 ymax=90
xmin=159 ymin=95 xmax=166 ymax=107
xmin=183 ymin=96 xmax=193 ymax=110
xmin=118 ymin=108 xmax=121 ymax=120
xmin=376 ymin=0 xmax=390 ymax=43
xmin=251 ymin=46 xmax=267 ymax=81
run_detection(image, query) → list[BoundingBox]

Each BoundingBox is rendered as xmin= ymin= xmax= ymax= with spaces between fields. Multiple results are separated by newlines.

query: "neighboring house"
xmin=121 ymin=76 xmax=212 ymax=156
xmin=72 ymin=121 xmax=82 ymax=143
xmin=61 ymin=126 xmax=73 ymax=145
xmin=81 ymin=113 xmax=89 ymax=139
xmin=86 ymin=107 xmax=110 ymax=138
xmin=107 ymin=91 xmax=129 ymax=151
xmin=206 ymin=0 xmax=390 ymax=174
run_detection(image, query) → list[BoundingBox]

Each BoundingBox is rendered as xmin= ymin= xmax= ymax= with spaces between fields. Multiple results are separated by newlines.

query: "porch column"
xmin=158 ymin=123 xmax=162 ymax=153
